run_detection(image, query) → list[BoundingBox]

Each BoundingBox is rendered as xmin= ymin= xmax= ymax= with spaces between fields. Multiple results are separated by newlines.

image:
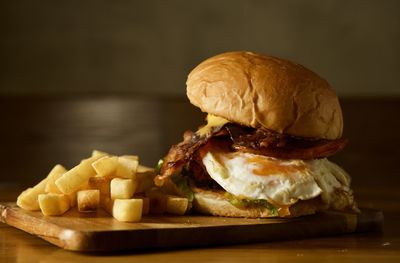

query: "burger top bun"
xmin=186 ymin=51 xmax=343 ymax=140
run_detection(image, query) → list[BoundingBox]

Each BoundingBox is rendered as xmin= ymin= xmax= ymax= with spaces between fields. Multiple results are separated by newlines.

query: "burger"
xmin=155 ymin=51 xmax=358 ymax=218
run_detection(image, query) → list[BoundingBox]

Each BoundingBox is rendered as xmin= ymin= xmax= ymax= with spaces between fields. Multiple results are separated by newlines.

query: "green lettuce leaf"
xmin=224 ymin=192 xmax=278 ymax=216
xmin=171 ymin=174 xmax=194 ymax=202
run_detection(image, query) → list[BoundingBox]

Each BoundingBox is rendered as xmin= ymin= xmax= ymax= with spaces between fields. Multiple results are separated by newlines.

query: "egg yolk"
xmin=246 ymin=156 xmax=307 ymax=176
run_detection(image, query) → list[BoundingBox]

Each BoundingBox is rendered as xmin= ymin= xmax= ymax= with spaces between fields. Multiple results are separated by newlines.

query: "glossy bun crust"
xmin=187 ymin=51 xmax=343 ymax=140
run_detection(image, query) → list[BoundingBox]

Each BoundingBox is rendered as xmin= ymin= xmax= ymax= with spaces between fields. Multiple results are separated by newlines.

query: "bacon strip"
xmin=154 ymin=127 xmax=227 ymax=186
xmin=225 ymin=124 xmax=348 ymax=160
xmin=232 ymin=139 xmax=347 ymax=160
xmin=155 ymin=124 xmax=348 ymax=185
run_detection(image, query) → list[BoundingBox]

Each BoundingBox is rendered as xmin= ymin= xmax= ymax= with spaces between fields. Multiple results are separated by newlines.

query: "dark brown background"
xmin=1 ymin=1 xmax=399 ymax=97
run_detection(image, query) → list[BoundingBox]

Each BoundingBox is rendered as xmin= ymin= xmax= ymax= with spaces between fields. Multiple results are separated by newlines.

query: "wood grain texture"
xmin=0 ymin=203 xmax=383 ymax=252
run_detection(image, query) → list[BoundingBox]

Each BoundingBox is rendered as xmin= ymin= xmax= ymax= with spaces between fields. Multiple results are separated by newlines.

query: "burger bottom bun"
xmin=192 ymin=187 xmax=325 ymax=218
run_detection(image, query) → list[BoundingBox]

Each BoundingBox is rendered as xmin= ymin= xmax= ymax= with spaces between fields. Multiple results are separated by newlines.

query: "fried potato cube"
xmin=38 ymin=193 xmax=70 ymax=216
xmin=17 ymin=177 xmax=48 ymax=211
xmin=141 ymin=197 xmax=150 ymax=215
xmin=146 ymin=190 xmax=167 ymax=214
xmin=166 ymin=196 xmax=189 ymax=215
xmin=17 ymin=188 xmax=38 ymax=211
xmin=88 ymin=176 xmax=111 ymax=196
xmin=110 ymin=178 xmax=136 ymax=199
xmin=91 ymin=150 xmax=109 ymax=158
xmin=135 ymin=166 xmax=156 ymax=193
xmin=45 ymin=164 xmax=67 ymax=194
xmin=67 ymin=192 xmax=77 ymax=207
xmin=67 ymin=184 xmax=88 ymax=207
xmin=112 ymin=199 xmax=143 ymax=222
xmin=137 ymin=164 xmax=154 ymax=173
xmin=92 ymin=156 xmax=118 ymax=177
xmin=77 ymin=190 xmax=100 ymax=212
xmin=55 ymin=155 xmax=101 ymax=194
xmin=100 ymin=195 xmax=114 ymax=215
xmin=120 ymin=155 xmax=139 ymax=161
xmin=115 ymin=156 xmax=139 ymax=179
xmin=132 ymin=194 xmax=150 ymax=215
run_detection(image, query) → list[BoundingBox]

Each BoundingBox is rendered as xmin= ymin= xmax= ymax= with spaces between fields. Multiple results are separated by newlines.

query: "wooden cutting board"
xmin=0 ymin=202 xmax=383 ymax=252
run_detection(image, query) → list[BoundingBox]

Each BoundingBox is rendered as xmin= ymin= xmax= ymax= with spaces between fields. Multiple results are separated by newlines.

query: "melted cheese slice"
xmin=196 ymin=114 xmax=230 ymax=136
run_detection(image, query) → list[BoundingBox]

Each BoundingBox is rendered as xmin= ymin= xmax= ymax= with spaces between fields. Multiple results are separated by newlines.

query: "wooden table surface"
xmin=0 ymin=96 xmax=399 ymax=262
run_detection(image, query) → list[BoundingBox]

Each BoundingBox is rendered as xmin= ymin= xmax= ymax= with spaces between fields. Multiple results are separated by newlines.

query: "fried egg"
xmin=202 ymin=149 xmax=351 ymax=207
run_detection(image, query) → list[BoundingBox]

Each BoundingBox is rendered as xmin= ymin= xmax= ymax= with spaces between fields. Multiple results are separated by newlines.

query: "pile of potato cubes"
xmin=17 ymin=150 xmax=189 ymax=222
